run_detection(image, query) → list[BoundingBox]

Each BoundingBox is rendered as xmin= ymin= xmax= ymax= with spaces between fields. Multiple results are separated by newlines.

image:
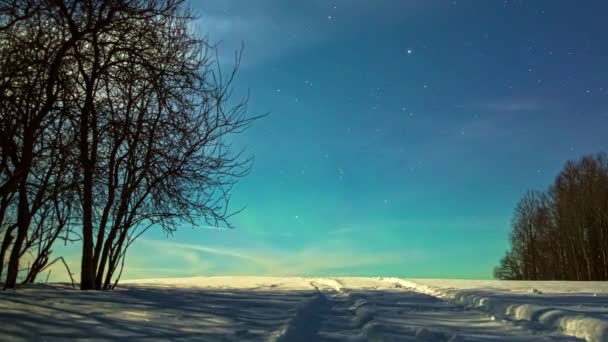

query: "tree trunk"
xmin=79 ymin=97 xmax=96 ymax=290
xmin=95 ymin=226 xmax=118 ymax=290
xmin=4 ymin=127 xmax=34 ymax=289
xmin=4 ymin=179 xmax=30 ymax=288
xmin=0 ymin=227 xmax=14 ymax=281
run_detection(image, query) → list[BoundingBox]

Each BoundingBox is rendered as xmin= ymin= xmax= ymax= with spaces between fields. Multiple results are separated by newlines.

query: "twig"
xmin=38 ymin=257 xmax=75 ymax=289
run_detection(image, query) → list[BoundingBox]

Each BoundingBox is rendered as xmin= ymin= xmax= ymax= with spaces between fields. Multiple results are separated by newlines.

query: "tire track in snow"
xmin=314 ymin=279 xmax=382 ymax=341
xmin=269 ymin=278 xmax=380 ymax=341
xmin=310 ymin=278 xmax=345 ymax=293
xmin=380 ymin=277 xmax=591 ymax=342
xmin=267 ymin=281 xmax=331 ymax=342
xmin=272 ymin=278 xmax=581 ymax=341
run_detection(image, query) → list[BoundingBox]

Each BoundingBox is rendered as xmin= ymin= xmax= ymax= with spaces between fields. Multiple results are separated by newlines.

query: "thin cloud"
xmin=140 ymin=239 xmax=273 ymax=266
xmin=128 ymin=238 xmax=424 ymax=278
xmin=474 ymin=99 xmax=545 ymax=112
xmin=328 ymin=227 xmax=358 ymax=235
xmin=191 ymin=0 xmax=430 ymax=68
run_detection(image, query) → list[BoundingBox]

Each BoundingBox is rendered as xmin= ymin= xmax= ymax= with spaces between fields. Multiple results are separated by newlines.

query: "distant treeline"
xmin=495 ymin=153 xmax=608 ymax=281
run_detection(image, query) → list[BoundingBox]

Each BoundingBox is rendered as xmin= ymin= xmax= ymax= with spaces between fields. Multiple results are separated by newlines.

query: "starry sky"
xmin=81 ymin=1 xmax=608 ymax=280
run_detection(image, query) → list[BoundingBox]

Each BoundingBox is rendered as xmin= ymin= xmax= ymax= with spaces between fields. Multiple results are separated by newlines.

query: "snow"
xmin=385 ymin=278 xmax=608 ymax=342
xmin=1 ymin=277 xmax=605 ymax=341
xmin=399 ymin=279 xmax=608 ymax=294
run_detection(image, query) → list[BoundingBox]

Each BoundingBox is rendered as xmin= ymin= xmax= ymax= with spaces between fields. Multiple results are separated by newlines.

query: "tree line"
xmin=0 ymin=0 xmax=255 ymax=290
xmin=495 ymin=152 xmax=608 ymax=280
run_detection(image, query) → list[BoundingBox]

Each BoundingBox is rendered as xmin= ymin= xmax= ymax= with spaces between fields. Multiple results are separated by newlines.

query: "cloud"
xmin=196 ymin=225 xmax=233 ymax=231
xmin=126 ymin=238 xmax=424 ymax=279
xmin=328 ymin=226 xmax=358 ymax=235
xmin=192 ymin=2 xmax=329 ymax=68
xmin=140 ymin=239 xmax=273 ymax=266
xmin=472 ymin=99 xmax=545 ymax=112
xmin=191 ymin=0 xmax=430 ymax=68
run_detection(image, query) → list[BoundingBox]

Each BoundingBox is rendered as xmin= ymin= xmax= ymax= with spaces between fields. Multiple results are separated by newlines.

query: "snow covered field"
xmin=1 ymin=277 xmax=607 ymax=341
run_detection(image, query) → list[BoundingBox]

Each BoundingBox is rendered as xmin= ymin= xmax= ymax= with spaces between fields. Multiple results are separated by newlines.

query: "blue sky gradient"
xmin=55 ymin=1 xmax=608 ymax=281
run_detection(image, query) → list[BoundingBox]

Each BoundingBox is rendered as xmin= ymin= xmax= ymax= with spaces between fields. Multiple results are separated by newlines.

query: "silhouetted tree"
xmin=493 ymin=250 xmax=522 ymax=280
xmin=0 ymin=0 xmax=80 ymax=288
xmin=495 ymin=153 xmax=608 ymax=280
xmin=1 ymin=0 xmax=256 ymax=290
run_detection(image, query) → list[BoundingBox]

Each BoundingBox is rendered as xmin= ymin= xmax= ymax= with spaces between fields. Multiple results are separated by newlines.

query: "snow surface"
xmin=385 ymin=278 xmax=608 ymax=342
xmin=0 ymin=277 xmax=606 ymax=341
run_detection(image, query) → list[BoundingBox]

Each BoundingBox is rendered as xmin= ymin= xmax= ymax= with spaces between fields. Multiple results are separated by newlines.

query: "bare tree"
xmin=53 ymin=0 xmax=256 ymax=290
xmin=1 ymin=0 xmax=257 ymax=290
xmin=493 ymin=250 xmax=522 ymax=280
xmin=0 ymin=0 xmax=78 ymax=288
xmin=495 ymin=153 xmax=608 ymax=281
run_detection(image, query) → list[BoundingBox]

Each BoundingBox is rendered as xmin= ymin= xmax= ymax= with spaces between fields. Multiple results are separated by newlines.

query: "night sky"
xmin=118 ymin=1 xmax=608 ymax=279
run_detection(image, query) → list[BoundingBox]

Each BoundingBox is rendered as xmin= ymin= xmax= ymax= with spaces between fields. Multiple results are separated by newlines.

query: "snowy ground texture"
xmin=1 ymin=277 xmax=607 ymax=341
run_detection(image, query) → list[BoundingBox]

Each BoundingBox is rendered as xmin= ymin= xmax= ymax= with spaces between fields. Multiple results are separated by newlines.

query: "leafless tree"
xmin=0 ymin=0 xmax=80 ymax=288
xmin=1 ymin=0 xmax=257 ymax=290
xmin=495 ymin=153 xmax=608 ymax=280
xmin=493 ymin=250 xmax=522 ymax=280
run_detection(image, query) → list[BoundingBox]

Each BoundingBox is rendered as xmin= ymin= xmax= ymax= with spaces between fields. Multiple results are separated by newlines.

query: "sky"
xmin=57 ymin=1 xmax=608 ymax=281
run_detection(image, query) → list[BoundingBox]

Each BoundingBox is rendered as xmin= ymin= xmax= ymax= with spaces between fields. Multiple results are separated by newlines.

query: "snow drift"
xmin=385 ymin=278 xmax=608 ymax=342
